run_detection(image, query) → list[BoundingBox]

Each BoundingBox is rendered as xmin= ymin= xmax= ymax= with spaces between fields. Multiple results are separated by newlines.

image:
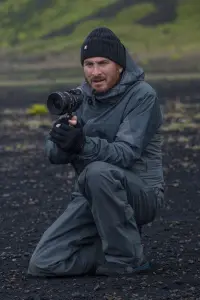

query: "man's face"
xmin=83 ymin=57 xmax=123 ymax=93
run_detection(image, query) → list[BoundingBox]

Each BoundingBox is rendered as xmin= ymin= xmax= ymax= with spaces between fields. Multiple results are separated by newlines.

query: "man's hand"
xmin=68 ymin=116 xmax=78 ymax=126
xmin=49 ymin=116 xmax=85 ymax=154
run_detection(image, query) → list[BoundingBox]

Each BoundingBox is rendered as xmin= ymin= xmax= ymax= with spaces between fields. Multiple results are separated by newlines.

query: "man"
xmin=28 ymin=27 xmax=164 ymax=277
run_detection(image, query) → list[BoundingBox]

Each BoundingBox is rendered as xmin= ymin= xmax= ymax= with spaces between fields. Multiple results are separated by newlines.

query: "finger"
xmin=69 ymin=115 xmax=77 ymax=125
xmin=68 ymin=119 xmax=77 ymax=126
xmin=51 ymin=128 xmax=66 ymax=137
xmin=50 ymin=131 xmax=65 ymax=142
xmin=54 ymin=123 xmax=71 ymax=133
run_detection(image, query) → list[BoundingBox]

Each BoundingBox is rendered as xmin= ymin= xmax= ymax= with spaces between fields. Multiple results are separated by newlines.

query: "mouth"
xmin=92 ymin=79 xmax=105 ymax=84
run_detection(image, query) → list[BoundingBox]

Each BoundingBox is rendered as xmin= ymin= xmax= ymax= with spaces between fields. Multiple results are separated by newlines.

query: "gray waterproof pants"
xmin=28 ymin=161 xmax=161 ymax=277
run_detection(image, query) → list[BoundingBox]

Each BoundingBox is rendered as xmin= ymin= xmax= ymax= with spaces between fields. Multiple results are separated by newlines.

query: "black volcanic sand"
xmin=0 ymin=82 xmax=200 ymax=300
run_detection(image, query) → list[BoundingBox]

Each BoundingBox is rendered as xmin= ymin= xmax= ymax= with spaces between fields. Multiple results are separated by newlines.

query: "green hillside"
xmin=0 ymin=0 xmax=200 ymax=84
xmin=1 ymin=0 xmax=200 ymax=56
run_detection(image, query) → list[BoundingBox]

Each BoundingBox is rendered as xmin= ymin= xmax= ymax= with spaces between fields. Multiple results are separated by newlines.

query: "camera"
xmin=47 ymin=88 xmax=84 ymax=115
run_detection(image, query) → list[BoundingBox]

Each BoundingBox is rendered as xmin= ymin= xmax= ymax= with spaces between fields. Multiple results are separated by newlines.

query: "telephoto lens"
xmin=47 ymin=89 xmax=83 ymax=115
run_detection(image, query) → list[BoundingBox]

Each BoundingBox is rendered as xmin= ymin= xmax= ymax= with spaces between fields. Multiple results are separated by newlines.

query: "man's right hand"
xmin=49 ymin=118 xmax=85 ymax=154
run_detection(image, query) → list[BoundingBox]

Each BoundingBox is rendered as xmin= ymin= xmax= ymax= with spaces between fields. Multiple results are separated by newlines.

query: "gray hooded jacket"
xmin=46 ymin=50 xmax=164 ymax=190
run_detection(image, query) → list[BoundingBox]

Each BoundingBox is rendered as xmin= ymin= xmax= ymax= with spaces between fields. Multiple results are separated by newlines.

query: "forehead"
xmin=84 ymin=57 xmax=111 ymax=63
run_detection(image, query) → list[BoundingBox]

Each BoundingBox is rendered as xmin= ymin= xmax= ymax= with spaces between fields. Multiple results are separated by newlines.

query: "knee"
xmin=78 ymin=161 xmax=124 ymax=198
xmin=79 ymin=161 xmax=110 ymax=185
xmin=86 ymin=161 xmax=109 ymax=178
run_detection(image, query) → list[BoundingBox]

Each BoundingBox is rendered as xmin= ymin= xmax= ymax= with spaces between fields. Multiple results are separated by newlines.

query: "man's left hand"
xmin=49 ymin=117 xmax=85 ymax=154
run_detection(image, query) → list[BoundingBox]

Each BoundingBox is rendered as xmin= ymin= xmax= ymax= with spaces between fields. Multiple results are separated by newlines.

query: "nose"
xmin=92 ymin=65 xmax=101 ymax=76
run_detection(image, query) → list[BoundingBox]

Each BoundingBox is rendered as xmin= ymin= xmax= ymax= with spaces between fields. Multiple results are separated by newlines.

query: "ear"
xmin=119 ymin=68 xmax=123 ymax=73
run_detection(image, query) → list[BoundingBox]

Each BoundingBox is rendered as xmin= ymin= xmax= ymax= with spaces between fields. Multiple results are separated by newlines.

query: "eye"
xmin=84 ymin=62 xmax=93 ymax=67
xmin=99 ymin=60 xmax=109 ymax=66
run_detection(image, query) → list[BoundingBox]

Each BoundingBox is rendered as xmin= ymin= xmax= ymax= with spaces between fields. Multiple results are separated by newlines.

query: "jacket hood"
xmin=80 ymin=48 xmax=145 ymax=102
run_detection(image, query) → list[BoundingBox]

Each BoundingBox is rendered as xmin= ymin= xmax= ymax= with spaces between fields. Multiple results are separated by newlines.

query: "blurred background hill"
xmin=0 ymin=0 xmax=200 ymax=86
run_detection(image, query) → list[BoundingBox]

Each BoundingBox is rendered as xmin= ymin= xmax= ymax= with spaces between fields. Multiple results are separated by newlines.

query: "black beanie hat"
xmin=80 ymin=27 xmax=126 ymax=69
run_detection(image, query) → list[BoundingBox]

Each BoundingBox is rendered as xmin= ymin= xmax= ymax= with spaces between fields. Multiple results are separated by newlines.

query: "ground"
xmin=0 ymin=83 xmax=200 ymax=300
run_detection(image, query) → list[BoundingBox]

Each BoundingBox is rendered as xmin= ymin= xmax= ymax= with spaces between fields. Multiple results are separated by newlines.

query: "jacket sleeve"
xmin=76 ymin=92 xmax=163 ymax=169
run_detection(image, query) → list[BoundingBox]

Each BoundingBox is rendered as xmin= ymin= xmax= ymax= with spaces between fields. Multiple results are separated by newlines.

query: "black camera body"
xmin=47 ymin=88 xmax=84 ymax=116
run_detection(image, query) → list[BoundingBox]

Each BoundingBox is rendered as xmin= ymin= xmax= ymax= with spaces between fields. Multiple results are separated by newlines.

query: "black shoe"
xmin=95 ymin=260 xmax=151 ymax=276
xmin=87 ymin=265 xmax=97 ymax=276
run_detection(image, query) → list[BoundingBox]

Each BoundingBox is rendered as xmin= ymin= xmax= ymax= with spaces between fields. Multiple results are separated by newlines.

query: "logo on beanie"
xmin=84 ymin=45 xmax=88 ymax=50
